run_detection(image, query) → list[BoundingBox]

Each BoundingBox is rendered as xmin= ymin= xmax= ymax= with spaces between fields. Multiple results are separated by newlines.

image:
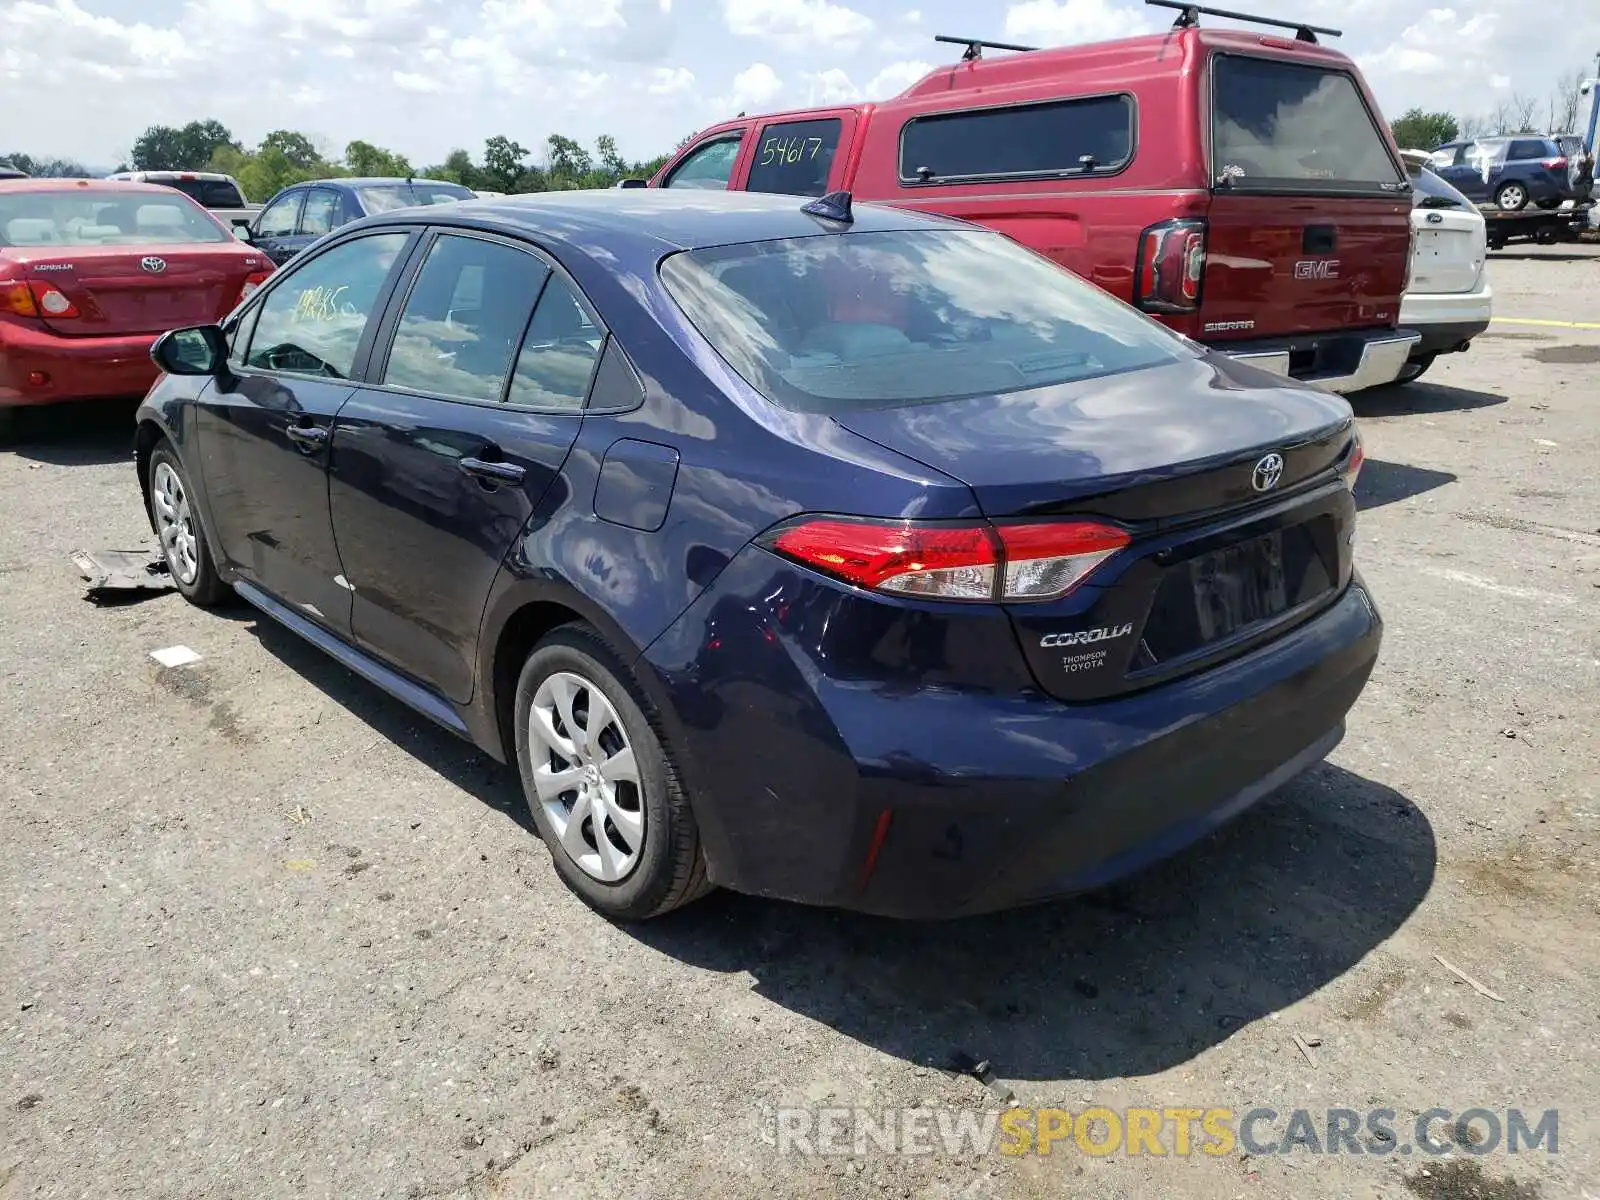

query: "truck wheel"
xmin=1397 ymin=355 xmax=1435 ymax=384
xmin=1494 ymin=182 xmax=1528 ymax=212
xmin=1534 ymin=226 xmax=1561 ymax=245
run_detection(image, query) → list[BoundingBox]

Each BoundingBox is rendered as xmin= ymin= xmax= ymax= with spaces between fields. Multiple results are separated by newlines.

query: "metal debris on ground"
xmin=1433 ymin=954 xmax=1507 ymax=1002
xmin=1292 ymin=1033 xmax=1319 ymax=1067
xmin=71 ymin=548 xmax=176 ymax=599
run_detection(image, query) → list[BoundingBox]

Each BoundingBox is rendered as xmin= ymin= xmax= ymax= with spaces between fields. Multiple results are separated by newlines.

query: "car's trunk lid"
xmin=831 ymin=354 xmax=1358 ymax=701
xmin=14 ymin=244 xmax=263 ymax=337
xmin=1408 ymin=204 xmax=1485 ymax=295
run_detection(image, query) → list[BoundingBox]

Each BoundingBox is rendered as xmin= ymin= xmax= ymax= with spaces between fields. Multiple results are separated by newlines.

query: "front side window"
xmin=748 ymin=119 xmax=843 ymax=196
xmin=257 ymin=191 xmax=302 ymax=237
xmin=299 ymin=189 xmax=341 ymax=236
xmin=661 ymin=229 xmax=1185 ymax=413
xmin=382 ymin=234 xmax=549 ymax=402
xmin=244 ymin=232 xmax=409 ymax=378
xmin=0 ymin=190 xmax=231 ymax=247
xmin=899 ymin=96 xmax=1133 ymax=183
xmin=663 ymin=137 xmax=743 ymax=190
xmin=507 ymin=276 xmax=604 ymax=409
xmin=1211 ymin=56 xmax=1404 ymax=192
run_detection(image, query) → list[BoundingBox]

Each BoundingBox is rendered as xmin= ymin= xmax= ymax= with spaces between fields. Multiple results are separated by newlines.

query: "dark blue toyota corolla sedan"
xmin=134 ymin=189 xmax=1380 ymax=921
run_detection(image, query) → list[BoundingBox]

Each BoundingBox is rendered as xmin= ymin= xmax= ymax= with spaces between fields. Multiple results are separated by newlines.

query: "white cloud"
xmin=800 ymin=68 xmax=858 ymax=105
xmin=393 ymin=71 xmax=446 ymax=93
xmin=648 ymin=66 xmax=696 ymax=94
xmin=722 ymin=0 xmax=873 ymax=48
xmin=865 ymin=59 xmax=933 ymax=99
xmin=728 ymin=62 xmax=784 ymax=111
xmin=1003 ymin=0 xmax=1154 ymax=46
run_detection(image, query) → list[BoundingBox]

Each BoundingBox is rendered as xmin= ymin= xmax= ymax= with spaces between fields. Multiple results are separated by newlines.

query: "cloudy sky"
xmin=4 ymin=0 xmax=1599 ymax=169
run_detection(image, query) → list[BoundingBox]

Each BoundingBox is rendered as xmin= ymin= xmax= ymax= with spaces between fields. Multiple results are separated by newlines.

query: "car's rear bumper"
xmin=1221 ymin=328 xmax=1420 ymax=394
xmin=1400 ymin=280 xmax=1492 ymax=357
xmin=0 ymin=322 xmax=160 ymax=407
xmin=644 ymin=549 xmax=1382 ymax=919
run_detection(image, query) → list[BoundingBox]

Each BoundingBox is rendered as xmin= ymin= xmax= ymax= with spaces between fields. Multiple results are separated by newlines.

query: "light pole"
xmin=1587 ymin=50 xmax=1600 ymax=158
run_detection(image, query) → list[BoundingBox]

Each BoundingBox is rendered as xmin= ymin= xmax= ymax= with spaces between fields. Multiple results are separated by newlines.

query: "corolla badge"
xmin=140 ymin=256 xmax=167 ymax=274
xmin=1252 ymin=452 xmax=1286 ymax=492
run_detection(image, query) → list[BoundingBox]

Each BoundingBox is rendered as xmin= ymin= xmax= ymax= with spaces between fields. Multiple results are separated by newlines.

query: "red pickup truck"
xmin=647 ymin=3 xmax=1418 ymax=393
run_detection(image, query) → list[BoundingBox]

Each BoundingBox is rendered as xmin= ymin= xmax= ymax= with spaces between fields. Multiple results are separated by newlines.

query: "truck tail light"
xmin=765 ymin=517 xmax=1130 ymax=603
xmin=1133 ymin=218 xmax=1207 ymax=314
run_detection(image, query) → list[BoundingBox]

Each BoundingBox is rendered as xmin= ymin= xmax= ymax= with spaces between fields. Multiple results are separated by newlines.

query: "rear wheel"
xmin=1396 ymin=354 xmax=1435 ymax=384
xmin=146 ymin=442 xmax=229 ymax=606
xmin=513 ymin=625 xmax=710 ymax=920
xmin=1495 ymin=182 xmax=1529 ymax=212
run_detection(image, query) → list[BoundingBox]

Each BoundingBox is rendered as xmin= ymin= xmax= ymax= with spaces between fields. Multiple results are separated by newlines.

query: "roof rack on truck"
xmin=933 ymin=34 xmax=1040 ymax=61
xmin=1143 ymin=0 xmax=1341 ymax=43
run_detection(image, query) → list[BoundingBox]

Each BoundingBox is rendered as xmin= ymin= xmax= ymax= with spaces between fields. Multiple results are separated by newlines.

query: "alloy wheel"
xmin=151 ymin=461 xmax=200 ymax=585
xmin=1498 ymin=184 xmax=1526 ymax=210
xmin=527 ymin=670 xmax=646 ymax=883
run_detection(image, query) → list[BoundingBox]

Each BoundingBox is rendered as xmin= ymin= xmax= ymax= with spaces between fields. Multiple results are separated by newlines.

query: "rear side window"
xmin=1508 ymin=139 xmax=1549 ymax=161
xmin=899 ymin=96 xmax=1133 ymax=183
xmin=1211 ymin=56 xmax=1404 ymax=191
xmin=382 ymin=234 xmax=549 ymax=402
xmin=661 ymin=229 xmax=1183 ymax=413
xmin=748 ymin=119 xmax=842 ymax=196
xmin=508 ymin=276 xmax=604 ymax=409
xmin=299 ymin=189 xmax=341 ymax=236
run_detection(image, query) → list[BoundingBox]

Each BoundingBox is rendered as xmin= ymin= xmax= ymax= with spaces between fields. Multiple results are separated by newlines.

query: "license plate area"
xmin=1193 ymin=530 xmax=1288 ymax=642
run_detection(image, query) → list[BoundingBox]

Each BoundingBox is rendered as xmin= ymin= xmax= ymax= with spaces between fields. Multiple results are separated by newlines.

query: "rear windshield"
xmin=357 ymin=183 xmax=474 ymax=212
xmin=1406 ymin=162 xmax=1470 ymax=209
xmin=1211 ymin=56 xmax=1405 ymax=193
xmin=161 ymin=178 xmax=246 ymax=208
xmin=0 ymin=191 xmax=230 ymax=247
xmin=660 ymin=229 xmax=1186 ymax=413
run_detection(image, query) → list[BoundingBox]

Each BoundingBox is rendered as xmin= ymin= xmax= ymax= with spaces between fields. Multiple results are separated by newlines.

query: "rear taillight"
xmin=1402 ymin=224 xmax=1418 ymax=293
xmin=766 ymin=517 xmax=1130 ymax=603
xmin=1341 ymin=430 xmax=1365 ymax=492
xmin=1 ymin=280 xmax=78 ymax=318
xmin=237 ymin=269 xmax=272 ymax=306
xmin=1541 ymin=156 xmax=1568 ymax=170
xmin=1133 ymin=218 xmax=1207 ymax=314
xmin=1 ymin=279 xmax=38 ymax=318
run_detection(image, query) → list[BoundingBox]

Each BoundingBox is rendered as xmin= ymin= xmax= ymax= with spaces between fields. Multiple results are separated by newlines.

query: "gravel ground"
xmin=3 ymin=246 xmax=1597 ymax=1200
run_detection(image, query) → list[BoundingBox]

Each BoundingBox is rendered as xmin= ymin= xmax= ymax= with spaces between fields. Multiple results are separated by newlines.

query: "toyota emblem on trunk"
xmin=1252 ymin=453 xmax=1285 ymax=492
xmin=140 ymin=256 xmax=167 ymax=274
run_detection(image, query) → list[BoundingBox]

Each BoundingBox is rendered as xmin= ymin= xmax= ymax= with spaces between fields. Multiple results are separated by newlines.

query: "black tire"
xmin=1397 ymin=354 xmax=1435 ymax=384
xmin=513 ymin=625 xmax=711 ymax=920
xmin=1535 ymin=198 xmax=1561 ymax=211
xmin=0 ymin=406 xmax=16 ymax=447
xmin=1495 ymin=182 xmax=1529 ymax=212
xmin=145 ymin=441 xmax=229 ymax=606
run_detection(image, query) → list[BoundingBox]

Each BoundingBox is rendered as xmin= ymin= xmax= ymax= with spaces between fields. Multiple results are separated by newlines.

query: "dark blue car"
xmin=134 ymin=190 xmax=1380 ymax=920
xmin=243 ymin=177 xmax=475 ymax=264
xmin=1428 ymin=136 xmax=1587 ymax=211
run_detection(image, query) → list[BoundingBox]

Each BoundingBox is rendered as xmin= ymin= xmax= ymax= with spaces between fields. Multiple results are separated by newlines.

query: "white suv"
xmin=1397 ymin=149 xmax=1492 ymax=384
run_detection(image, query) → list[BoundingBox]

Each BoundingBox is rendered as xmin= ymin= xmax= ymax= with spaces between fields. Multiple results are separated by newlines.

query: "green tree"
xmin=482 ymin=135 xmax=529 ymax=191
xmin=594 ymin=134 xmax=627 ymax=179
xmin=545 ymin=134 xmax=592 ymax=186
xmin=344 ymin=140 xmax=412 ymax=177
xmin=0 ymin=152 xmax=89 ymax=177
xmin=1390 ymin=109 xmax=1459 ymax=152
xmin=131 ymin=119 xmax=237 ymax=170
xmin=259 ymin=130 xmax=319 ymax=170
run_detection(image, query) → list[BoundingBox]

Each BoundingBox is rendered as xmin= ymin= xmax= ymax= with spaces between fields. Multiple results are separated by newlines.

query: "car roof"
xmin=0 ymin=178 xmax=194 ymax=195
xmin=383 ymin=189 xmax=967 ymax=256
xmin=288 ymin=177 xmax=469 ymax=191
xmin=110 ymin=170 xmax=235 ymax=181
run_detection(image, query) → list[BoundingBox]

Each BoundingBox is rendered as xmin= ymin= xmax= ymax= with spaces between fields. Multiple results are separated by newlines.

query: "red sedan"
xmin=1 ymin=179 xmax=271 ymax=434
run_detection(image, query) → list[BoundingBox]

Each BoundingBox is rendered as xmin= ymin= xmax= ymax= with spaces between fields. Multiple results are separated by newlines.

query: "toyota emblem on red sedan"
xmin=140 ymin=256 xmax=167 ymax=274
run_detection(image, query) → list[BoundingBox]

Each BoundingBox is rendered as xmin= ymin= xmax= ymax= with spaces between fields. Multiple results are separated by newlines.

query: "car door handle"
xmin=459 ymin=456 xmax=525 ymax=485
xmin=285 ymin=423 xmax=328 ymax=449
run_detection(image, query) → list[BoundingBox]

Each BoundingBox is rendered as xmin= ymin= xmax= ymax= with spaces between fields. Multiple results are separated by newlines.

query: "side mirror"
xmin=615 ymin=178 xmax=648 ymax=189
xmin=232 ymin=222 xmax=254 ymax=242
xmin=151 ymin=325 xmax=228 ymax=376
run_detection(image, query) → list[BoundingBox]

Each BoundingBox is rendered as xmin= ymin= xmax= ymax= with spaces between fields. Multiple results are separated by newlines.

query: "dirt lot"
xmin=3 ymin=245 xmax=1597 ymax=1200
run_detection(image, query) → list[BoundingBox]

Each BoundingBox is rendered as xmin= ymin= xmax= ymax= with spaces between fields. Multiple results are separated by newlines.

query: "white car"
xmin=1396 ymin=149 xmax=1492 ymax=384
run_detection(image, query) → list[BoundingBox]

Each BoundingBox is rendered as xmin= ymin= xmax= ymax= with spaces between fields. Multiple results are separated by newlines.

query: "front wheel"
xmin=513 ymin=626 xmax=711 ymax=920
xmin=146 ymin=442 xmax=229 ymax=606
xmin=1495 ymin=182 xmax=1529 ymax=212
